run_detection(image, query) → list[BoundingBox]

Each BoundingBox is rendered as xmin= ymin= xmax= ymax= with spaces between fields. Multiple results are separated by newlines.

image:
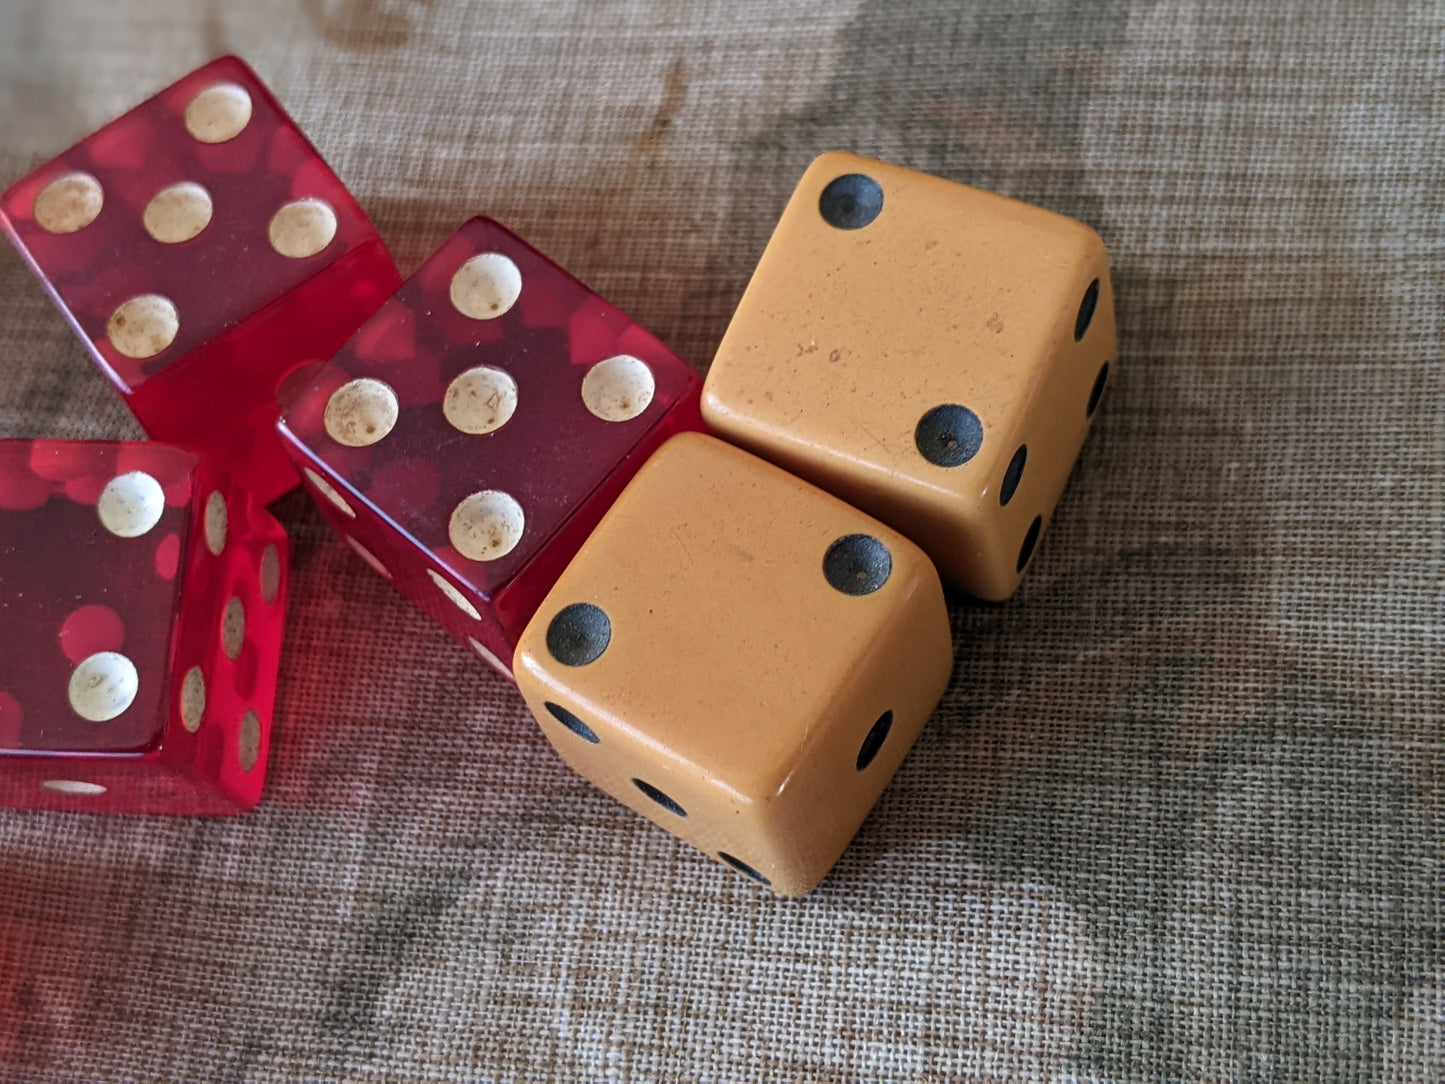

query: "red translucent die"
xmin=0 ymin=440 xmax=289 ymax=814
xmin=0 ymin=57 xmax=400 ymax=503
xmin=278 ymin=217 xmax=704 ymax=680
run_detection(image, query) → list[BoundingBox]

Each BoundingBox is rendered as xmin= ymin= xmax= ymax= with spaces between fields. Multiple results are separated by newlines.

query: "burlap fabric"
xmin=1 ymin=2 xmax=1440 ymax=1080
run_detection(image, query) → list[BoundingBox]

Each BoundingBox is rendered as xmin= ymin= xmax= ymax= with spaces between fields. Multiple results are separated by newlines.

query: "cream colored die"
xmin=703 ymin=151 xmax=1117 ymax=600
xmin=514 ymin=433 xmax=953 ymax=896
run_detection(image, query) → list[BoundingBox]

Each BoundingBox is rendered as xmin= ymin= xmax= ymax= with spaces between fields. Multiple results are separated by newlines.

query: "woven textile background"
xmin=1 ymin=1 xmax=1440 ymax=1080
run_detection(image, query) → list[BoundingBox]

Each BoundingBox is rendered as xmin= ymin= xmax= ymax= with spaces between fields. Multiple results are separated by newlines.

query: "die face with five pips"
xmin=0 ymin=440 xmax=287 ymax=814
xmin=514 ymin=433 xmax=954 ymax=897
xmin=0 ymin=56 xmax=401 ymax=503
xmin=702 ymin=151 xmax=1117 ymax=601
xmin=278 ymin=216 xmax=705 ymax=680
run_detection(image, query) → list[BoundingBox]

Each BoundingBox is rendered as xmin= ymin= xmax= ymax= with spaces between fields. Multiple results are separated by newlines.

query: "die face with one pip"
xmin=0 ymin=56 xmax=401 ymax=503
xmin=702 ymin=151 xmax=1117 ymax=601
xmin=279 ymin=216 xmax=704 ymax=681
xmin=514 ymin=433 xmax=953 ymax=896
xmin=0 ymin=440 xmax=288 ymax=814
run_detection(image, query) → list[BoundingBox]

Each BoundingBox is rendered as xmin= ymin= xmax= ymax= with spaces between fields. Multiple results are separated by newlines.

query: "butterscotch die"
xmin=513 ymin=433 xmax=953 ymax=896
xmin=702 ymin=151 xmax=1117 ymax=600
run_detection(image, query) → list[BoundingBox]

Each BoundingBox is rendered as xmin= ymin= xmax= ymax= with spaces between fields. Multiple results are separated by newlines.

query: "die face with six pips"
xmin=278 ymin=216 xmax=705 ymax=680
xmin=0 ymin=55 xmax=400 ymax=503
xmin=703 ymin=151 xmax=1117 ymax=601
xmin=0 ymin=440 xmax=287 ymax=813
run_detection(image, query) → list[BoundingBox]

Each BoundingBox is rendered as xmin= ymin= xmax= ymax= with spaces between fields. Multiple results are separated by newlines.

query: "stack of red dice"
xmin=0 ymin=57 xmax=406 ymax=814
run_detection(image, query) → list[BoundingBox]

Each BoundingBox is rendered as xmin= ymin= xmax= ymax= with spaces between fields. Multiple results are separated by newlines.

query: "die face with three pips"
xmin=0 ymin=55 xmax=401 ymax=504
xmin=278 ymin=216 xmax=705 ymax=679
xmin=0 ymin=440 xmax=287 ymax=813
xmin=703 ymin=151 xmax=1117 ymax=601
xmin=515 ymin=433 xmax=954 ymax=897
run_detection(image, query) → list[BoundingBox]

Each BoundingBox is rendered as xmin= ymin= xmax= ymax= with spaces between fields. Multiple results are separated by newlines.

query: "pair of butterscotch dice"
xmin=514 ymin=157 xmax=1116 ymax=895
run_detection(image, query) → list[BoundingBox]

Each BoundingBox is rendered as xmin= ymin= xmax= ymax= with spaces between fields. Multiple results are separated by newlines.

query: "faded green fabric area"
xmin=0 ymin=1 xmax=1440 ymax=1080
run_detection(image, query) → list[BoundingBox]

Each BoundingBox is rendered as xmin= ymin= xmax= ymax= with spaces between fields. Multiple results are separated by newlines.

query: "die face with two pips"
xmin=278 ymin=216 xmax=704 ymax=679
xmin=514 ymin=433 xmax=954 ymax=897
xmin=0 ymin=440 xmax=288 ymax=814
xmin=0 ymin=56 xmax=401 ymax=503
xmin=703 ymin=151 xmax=1117 ymax=601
